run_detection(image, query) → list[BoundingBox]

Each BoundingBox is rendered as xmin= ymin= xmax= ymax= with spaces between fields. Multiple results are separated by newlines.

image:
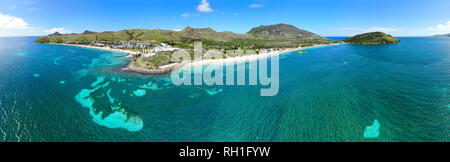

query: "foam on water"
xmin=100 ymin=81 xmax=110 ymax=88
xmin=364 ymin=119 xmax=381 ymax=138
xmin=106 ymin=88 xmax=115 ymax=104
xmin=111 ymin=76 xmax=127 ymax=83
xmin=139 ymin=81 xmax=161 ymax=91
xmin=33 ymin=73 xmax=40 ymax=78
xmin=3 ymin=58 xmax=12 ymax=64
xmin=205 ymin=88 xmax=223 ymax=96
xmin=53 ymin=56 xmax=64 ymax=65
xmin=90 ymin=76 xmax=106 ymax=87
xmin=15 ymin=51 xmax=27 ymax=56
xmin=111 ymin=105 xmax=121 ymax=111
xmin=133 ymin=89 xmax=146 ymax=97
xmin=117 ymin=77 xmax=126 ymax=83
xmin=159 ymin=76 xmax=172 ymax=83
xmin=189 ymin=93 xmax=200 ymax=99
xmin=76 ymin=69 xmax=88 ymax=78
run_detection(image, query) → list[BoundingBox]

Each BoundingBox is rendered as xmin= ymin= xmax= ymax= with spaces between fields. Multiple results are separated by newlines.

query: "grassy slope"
xmin=248 ymin=23 xmax=324 ymax=40
xmin=35 ymin=24 xmax=338 ymax=50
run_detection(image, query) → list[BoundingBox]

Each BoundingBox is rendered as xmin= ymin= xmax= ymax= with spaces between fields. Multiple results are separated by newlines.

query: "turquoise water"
xmin=0 ymin=37 xmax=449 ymax=142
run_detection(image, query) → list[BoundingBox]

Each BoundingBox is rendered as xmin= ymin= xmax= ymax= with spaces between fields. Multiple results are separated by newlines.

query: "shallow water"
xmin=0 ymin=37 xmax=449 ymax=142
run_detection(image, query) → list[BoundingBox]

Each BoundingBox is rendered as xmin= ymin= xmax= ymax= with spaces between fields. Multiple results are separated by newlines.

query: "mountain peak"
xmin=82 ymin=30 xmax=97 ymax=35
xmin=48 ymin=32 xmax=62 ymax=36
xmin=183 ymin=26 xmax=193 ymax=31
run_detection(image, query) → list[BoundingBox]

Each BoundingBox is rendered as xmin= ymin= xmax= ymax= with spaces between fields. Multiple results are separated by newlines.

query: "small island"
xmin=344 ymin=32 xmax=400 ymax=44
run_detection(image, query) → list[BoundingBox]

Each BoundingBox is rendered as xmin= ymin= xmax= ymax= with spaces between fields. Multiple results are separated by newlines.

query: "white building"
xmin=154 ymin=43 xmax=177 ymax=53
xmin=142 ymin=53 xmax=156 ymax=57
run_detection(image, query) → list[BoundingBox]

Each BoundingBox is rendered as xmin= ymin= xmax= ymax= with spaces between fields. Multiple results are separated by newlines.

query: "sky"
xmin=0 ymin=0 xmax=449 ymax=37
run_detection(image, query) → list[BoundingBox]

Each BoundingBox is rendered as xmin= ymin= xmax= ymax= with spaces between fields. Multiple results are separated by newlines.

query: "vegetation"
xmin=248 ymin=23 xmax=324 ymax=40
xmin=344 ymin=32 xmax=400 ymax=44
xmin=133 ymin=52 xmax=173 ymax=69
xmin=35 ymin=24 xmax=337 ymax=49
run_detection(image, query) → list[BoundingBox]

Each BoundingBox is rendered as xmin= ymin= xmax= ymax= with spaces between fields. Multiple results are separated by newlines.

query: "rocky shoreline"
xmin=122 ymin=60 xmax=185 ymax=75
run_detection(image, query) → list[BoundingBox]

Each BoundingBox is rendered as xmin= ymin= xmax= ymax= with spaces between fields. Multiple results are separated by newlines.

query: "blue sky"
xmin=0 ymin=0 xmax=449 ymax=37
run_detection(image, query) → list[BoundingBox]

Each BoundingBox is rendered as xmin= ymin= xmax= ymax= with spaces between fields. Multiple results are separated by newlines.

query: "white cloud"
xmin=428 ymin=21 xmax=450 ymax=31
xmin=329 ymin=27 xmax=398 ymax=33
xmin=250 ymin=3 xmax=264 ymax=8
xmin=23 ymin=1 xmax=37 ymax=5
xmin=181 ymin=13 xmax=200 ymax=18
xmin=197 ymin=0 xmax=213 ymax=13
xmin=28 ymin=8 xmax=41 ymax=11
xmin=0 ymin=13 xmax=51 ymax=37
xmin=44 ymin=28 xmax=71 ymax=34
xmin=0 ymin=13 xmax=29 ymax=29
xmin=173 ymin=29 xmax=182 ymax=31
xmin=181 ymin=13 xmax=190 ymax=18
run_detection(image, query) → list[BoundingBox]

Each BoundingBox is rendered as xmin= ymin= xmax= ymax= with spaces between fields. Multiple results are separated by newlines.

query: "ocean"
xmin=0 ymin=36 xmax=448 ymax=142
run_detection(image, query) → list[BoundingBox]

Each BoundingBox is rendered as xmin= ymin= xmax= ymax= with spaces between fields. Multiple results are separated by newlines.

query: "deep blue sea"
xmin=0 ymin=36 xmax=449 ymax=142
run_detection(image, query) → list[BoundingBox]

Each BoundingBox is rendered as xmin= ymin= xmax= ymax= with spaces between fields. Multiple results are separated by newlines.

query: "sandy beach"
xmin=180 ymin=43 xmax=343 ymax=68
xmin=49 ymin=43 xmax=140 ymax=55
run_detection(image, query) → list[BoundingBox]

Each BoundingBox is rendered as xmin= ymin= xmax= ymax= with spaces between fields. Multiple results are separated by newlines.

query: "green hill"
xmin=248 ymin=23 xmax=323 ymax=40
xmin=34 ymin=24 xmax=336 ymax=49
xmin=344 ymin=32 xmax=400 ymax=44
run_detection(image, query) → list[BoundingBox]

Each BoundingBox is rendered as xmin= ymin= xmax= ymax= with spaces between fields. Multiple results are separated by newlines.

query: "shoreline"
xmin=122 ymin=60 xmax=184 ymax=75
xmin=49 ymin=43 xmax=139 ymax=55
xmin=180 ymin=43 xmax=343 ymax=68
xmin=48 ymin=42 xmax=343 ymax=75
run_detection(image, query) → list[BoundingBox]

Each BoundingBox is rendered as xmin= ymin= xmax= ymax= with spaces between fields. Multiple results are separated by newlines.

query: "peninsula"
xmin=35 ymin=24 xmax=342 ymax=74
xmin=433 ymin=33 xmax=450 ymax=37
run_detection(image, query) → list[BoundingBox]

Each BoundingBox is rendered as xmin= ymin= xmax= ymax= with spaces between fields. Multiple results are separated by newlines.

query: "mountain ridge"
xmin=433 ymin=33 xmax=450 ymax=37
xmin=36 ymin=23 xmax=324 ymax=43
xmin=248 ymin=23 xmax=324 ymax=40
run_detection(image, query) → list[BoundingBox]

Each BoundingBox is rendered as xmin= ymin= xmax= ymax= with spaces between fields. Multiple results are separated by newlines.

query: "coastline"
xmin=180 ymin=43 xmax=343 ymax=68
xmin=48 ymin=42 xmax=343 ymax=75
xmin=49 ymin=43 xmax=139 ymax=55
xmin=122 ymin=60 xmax=183 ymax=75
